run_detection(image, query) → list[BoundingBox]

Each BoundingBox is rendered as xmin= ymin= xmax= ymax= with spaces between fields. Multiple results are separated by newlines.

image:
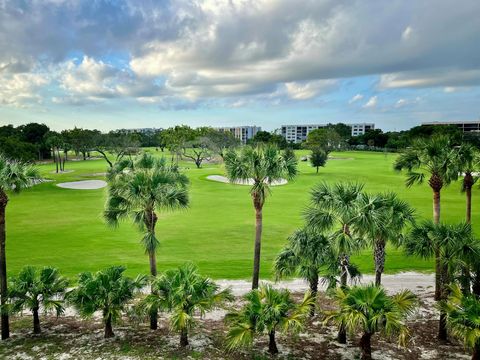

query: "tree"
xmin=94 ymin=131 xmax=140 ymax=168
xmin=104 ymin=153 xmax=189 ymax=329
xmin=309 ymin=147 xmax=328 ymax=173
xmin=274 ymin=227 xmax=331 ymax=316
xmin=8 ymin=266 xmax=68 ymax=334
xmin=224 ymin=146 xmax=297 ymax=289
xmin=441 ymin=284 xmax=480 ymax=360
xmin=305 ymin=128 xmax=344 ymax=152
xmin=182 ymin=137 xmax=213 ymax=168
xmin=0 ymin=155 xmax=39 ymax=339
xmin=226 ymin=284 xmax=313 ymax=355
xmin=204 ymin=129 xmax=240 ymax=159
xmin=141 ymin=263 xmax=232 ymax=347
xmin=45 ymin=131 xmax=65 ymax=173
xmin=325 ymin=284 xmax=417 ymax=360
xmin=304 ymin=182 xmax=365 ymax=343
xmin=162 ymin=126 xmax=197 ymax=163
xmin=455 ymin=143 xmax=479 ymax=224
xmin=394 ymin=135 xmax=457 ymax=300
xmin=404 ymin=221 xmax=477 ymax=341
xmin=358 ymin=192 xmax=416 ymax=286
xmin=68 ymin=266 xmax=145 ymax=338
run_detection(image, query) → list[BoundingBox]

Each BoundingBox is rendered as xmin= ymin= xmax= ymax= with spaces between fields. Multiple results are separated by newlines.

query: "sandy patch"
xmin=206 ymin=175 xmax=287 ymax=186
xmin=82 ymin=172 xmax=107 ymax=177
xmin=56 ymin=180 xmax=107 ymax=190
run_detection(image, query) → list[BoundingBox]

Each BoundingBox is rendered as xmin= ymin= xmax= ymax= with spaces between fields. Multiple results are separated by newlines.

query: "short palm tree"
xmin=441 ymin=284 xmax=480 ymax=360
xmin=274 ymin=227 xmax=332 ymax=316
xmin=141 ymin=263 xmax=233 ymax=347
xmin=224 ymin=145 xmax=297 ymax=289
xmin=8 ymin=266 xmax=68 ymax=334
xmin=68 ymin=266 xmax=145 ymax=338
xmin=304 ymin=182 xmax=366 ymax=343
xmin=455 ymin=143 xmax=479 ymax=224
xmin=226 ymin=284 xmax=313 ymax=355
xmin=104 ymin=153 xmax=189 ymax=329
xmin=0 ymin=154 xmax=39 ymax=339
xmin=325 ymin=284 xmax=417 ymax=360
xmin=357 ymin=192 xmax=416 ymax=286
xmin=394 ymin=135 xmax=457 ymax=300
xmin=405 ymin=221 xmax=477 ymax=340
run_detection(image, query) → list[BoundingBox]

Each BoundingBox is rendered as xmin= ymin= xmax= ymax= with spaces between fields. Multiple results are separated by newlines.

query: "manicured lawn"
xmin=5 ymin=150 xmax=474 ymax=279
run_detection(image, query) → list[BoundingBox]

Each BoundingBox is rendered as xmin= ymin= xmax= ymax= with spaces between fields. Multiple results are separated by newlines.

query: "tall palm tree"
xmin=394 ymin=135 xmax=457 ymax=300
xmin=224 ymin=145 xmax=297 ymax=289
xmin=225 ymin=284 xmax=313 ymax=355
xmin=274 ymin=227 xmax=332 ymax=316
xmin=104 ymin=153 xmax=189 ymax=329
xmin=455 ymin=143 xmax=478 ymax=224
xmin=441 ymin=284 xmax=480 ymax=360
xmin=405 ymin=221 xmax=477 ymax=341
xmin=68 ymin=266 xmax=145 ymax=338
xmin=8 ymin=266 xmax=68 ymax=334
xmin=325 ymin=284 xmax=417 ymax=360
xmin=141 ymin=263 xmax=233 ymax=347
xmin=357 ymin=192 xmax=416 ymax=286
xmin=0 ymin=154 xmax=39 ymax=339
xmin=303 ymin=182 xmax=365 ymax=343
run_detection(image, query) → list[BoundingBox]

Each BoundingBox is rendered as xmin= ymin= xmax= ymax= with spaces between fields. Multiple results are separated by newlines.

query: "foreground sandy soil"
xmin=0 ymin=273 xmax=471 ymax=360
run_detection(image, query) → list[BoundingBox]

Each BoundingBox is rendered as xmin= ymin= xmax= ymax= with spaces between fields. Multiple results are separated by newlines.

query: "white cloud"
xmin=284 ymin=80 xmax=336 ymax=100
xmin=363 ymin=96 xmax=378 ymax=109
xmin=402 ymin=26 xmax=413 ymax=41
xmin=0 ymin=69 xmax=49 ymax=107
xmin=349 ymin=94 xmax=363 ymax=104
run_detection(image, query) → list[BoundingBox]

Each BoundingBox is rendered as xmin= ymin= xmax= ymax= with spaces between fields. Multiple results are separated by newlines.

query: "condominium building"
xmin=421 ymin=120 xmax=480 ymax=133
xmin=216 ymin=126 xmax=261 ymax=144
xmin=281 ymin=123 xmax=375 ymax=143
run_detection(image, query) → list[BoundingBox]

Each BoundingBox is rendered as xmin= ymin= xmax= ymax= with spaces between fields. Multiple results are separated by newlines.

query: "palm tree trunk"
xmin=438 ymin=263 xmax=449 ymax=341
xmin=268 ymin=330 xmax=278 ymax=354
xmin=472 ymin=342 xmax=480 ymax=360
xmin=104 ymin=313 xmax=114 ymax=338
xmin=466 ymin=186 xmax=472 ymax=224
xmin=146 ymin=210 xmax=159 ymax=330
xmin=0 ymin=190 xmax=9 ymax=340
xmin=180 ymin=328 xmax=188 ymax=347
xmin=338 ymin=253 xmax=349 ymax=343
xmin=360 ymin=332 xmax=372 ymax=360
xmin=374 ymin=238 xmax=386 ymax=286
xmin=433 ymin=189 xmax=441 ymax=301
xmin=309 ymin=272 xmax=319 ymax=317
xmin=252 ymin=197 xmax=263 ymax=290
xmin=33 ymin=307 xmax=41 ymax=334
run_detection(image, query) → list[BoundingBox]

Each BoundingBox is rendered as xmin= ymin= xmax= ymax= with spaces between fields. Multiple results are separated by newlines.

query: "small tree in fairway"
xmin=309 ymin=147 xmax=328 ymax=173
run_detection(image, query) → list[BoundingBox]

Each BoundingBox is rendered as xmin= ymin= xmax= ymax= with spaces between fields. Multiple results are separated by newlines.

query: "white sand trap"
xmin=56 ymin=180 xmax=107 ymax=190
xmin=207 ymin=175 xmax=287 ymax=186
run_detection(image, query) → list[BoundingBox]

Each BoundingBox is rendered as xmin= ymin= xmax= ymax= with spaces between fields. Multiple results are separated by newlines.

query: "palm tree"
xmin=225 ymin=284 xmax=313 ymax=355
xmin=0 ymin=154 xmax=39 ymax=339
xmin=455 ymin=143 xmax=478 ymax=224
xmin=68 ymin=266 xmax=145 ymax=338
xmin=394 ymin=135 xmax=457 ymax=300
xmin=274 ymin=227 xmax=332 ymax=316
xmin=358 ymin=192 xmax=416 ymax=286
xmin=224 ymin=145 xmax=297 ymax=289
xmin=441 ymin=284 xmax=480 ymax=360
xmin=141 ymin=263 xmax=233 ymax=347
xmin=104 ymin=153 xmax=189 ymax=329
xmin=303 ymin=182 xmax=365 ymax=343
xmin=324 ymin=284 xmax=417 ymax=360
xmin=8 ymin=266 xmax=68 ymax=334
xmin=405 ymin=221 xmax=477 ymax=340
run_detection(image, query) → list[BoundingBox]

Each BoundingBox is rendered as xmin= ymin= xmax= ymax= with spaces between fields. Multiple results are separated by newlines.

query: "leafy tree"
xmin=226 ymin=284 xmax=313 ymax=354
xmin=325 ymin=284 xmax=417 ymax=360
xmin=224 ymin=146 xmax=297 ymax=289
xmin=309 ymin=147 xmax=328 ymax=173
xmin=405 ymin=221 xmax=478 ymax=340
xmin=204 ymin=129 xmax=240 ymax=159
xmin=305 ymin=128 xmax=344 ymax=152
xmin=0 ymin=155 xmax=39 ymax=339
xmin=68 ymin=266 xmax=145 ymax=338
xmin=19 ymin=122 xmax=50 ymax=160
xmin=182 ymin=137 xmax=213 ymax=168
xmin=441 ymin=284 xmax=480 ymax=360
xmin=45 ymin=131 xmax=65 ymax=173
xmin=455 ymin=143 xmax=479 ymax=224
xmin=94 ymin=131 xmax=140 ymax=168
xmin=162 ymin=126 xmax=197 ymax=163
xmin=394 ymin=135 xmax=457 ymax=300
xmin=8 ymin=266 xmax=68 ymax=334
xmin=274 ymin=227 xmax=332 ymax=315
xmin=104 ymin=153 xmax=189 ymax=329
xmin=141 ymin=263 xmax=233 ymax=346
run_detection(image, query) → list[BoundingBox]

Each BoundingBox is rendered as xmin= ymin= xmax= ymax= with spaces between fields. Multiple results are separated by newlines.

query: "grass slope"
xmin=5 ymin=150 xmax=474 ymax=279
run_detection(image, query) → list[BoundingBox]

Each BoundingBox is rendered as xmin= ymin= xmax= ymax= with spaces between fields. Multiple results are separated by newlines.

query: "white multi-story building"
xmin=421 ymin=120 xmax=480 ymax=133
xmin=216 ymin=126 xmax=261 ymax=144
xmin=281 ymin=123 xmax=375 ymax=143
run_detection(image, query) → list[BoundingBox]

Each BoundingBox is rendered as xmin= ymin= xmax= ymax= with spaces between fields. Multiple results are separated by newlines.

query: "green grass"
xmin=5 ymin=150 xmax=474 ymax=280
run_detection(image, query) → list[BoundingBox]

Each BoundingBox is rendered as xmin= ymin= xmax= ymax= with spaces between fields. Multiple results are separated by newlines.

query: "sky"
xmin=0 ymin=0 xmax=479 ymax=132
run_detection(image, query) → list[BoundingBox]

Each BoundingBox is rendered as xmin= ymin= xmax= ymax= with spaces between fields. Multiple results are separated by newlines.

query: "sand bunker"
xmin=56 ymin=180 xmax=107 ymax=190
xmin=207 ymin=175 xmax=287 ymax=186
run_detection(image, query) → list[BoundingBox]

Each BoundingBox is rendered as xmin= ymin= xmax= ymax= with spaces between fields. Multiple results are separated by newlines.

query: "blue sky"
xmin=0 ymin=0 xmax=479 ymax=132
